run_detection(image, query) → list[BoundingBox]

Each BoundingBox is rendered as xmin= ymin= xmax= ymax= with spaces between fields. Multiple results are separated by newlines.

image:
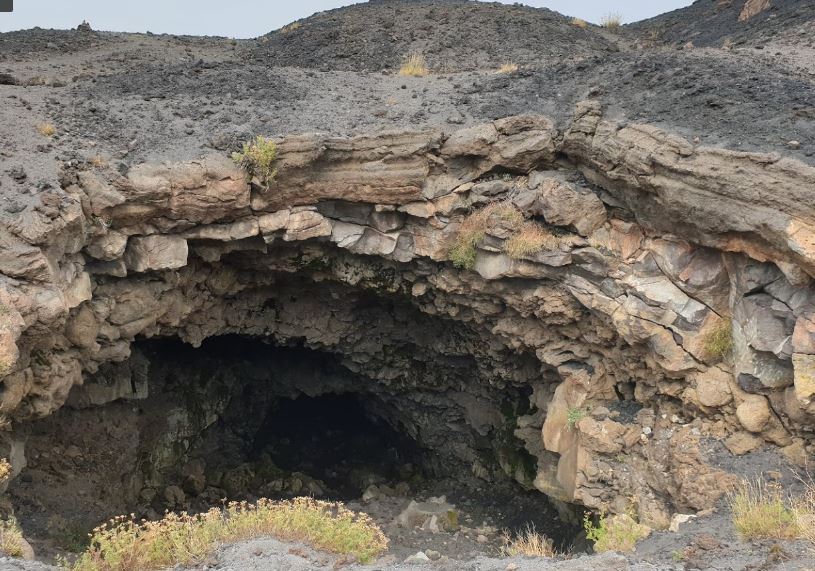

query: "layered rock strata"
xmin=1 ymin=103 xmax=814 ymax=527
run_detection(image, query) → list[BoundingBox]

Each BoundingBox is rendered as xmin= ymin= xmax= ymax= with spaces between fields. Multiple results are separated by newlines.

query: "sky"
xmin=0 ymin=0 xmax=694 ymax=36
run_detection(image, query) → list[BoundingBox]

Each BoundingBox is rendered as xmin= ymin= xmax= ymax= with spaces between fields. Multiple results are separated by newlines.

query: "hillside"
xmin=252 ymin=0 xmax=621 ymax=72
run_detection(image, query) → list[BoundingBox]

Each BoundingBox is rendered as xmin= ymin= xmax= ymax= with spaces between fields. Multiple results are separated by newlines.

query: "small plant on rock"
xmin=792 ymin=476 xmax=815 ymax=545
xmin=0 ymin=458 xmax=11 ymax=483
xmin=0 ymin=517 xmax=25 ymax=558
xmin=399 ymin=53 xmax=428 ymax=77
xmin=89 ymin=155 xmax=107 ymax=168
xmin=583 ymin=511 xmax=650 ymax=553
xmin=448 ymin=203 xmax=523 ymax=269
xmin=600 ymin=13 xmax=622 ymax=29
xmin=729 ymin=477 xmax=798 ymax=540
xmin=566 ymin=407 xmax=586 ymax=429
xmin=497 ymin=62 xmax=519 ymax=74
xmin=36 ymin=122 xmax=56 ymax=137
xmin=70 ymin=497 xmax=388 ymax=571
xmin=702 ymin=317 xmax=733 ymax=361
xmin=501 ymin=525 xmax=555 ymax=557
xmin=232 ymin=135 xmax=278 ymax=189
xmin=280 ymin=21 xmax=301 ymax=33
xmin=505 ymin=222 xmax=559 ymax=259
xmin=571 ymin=17 xmax=589 ymax=28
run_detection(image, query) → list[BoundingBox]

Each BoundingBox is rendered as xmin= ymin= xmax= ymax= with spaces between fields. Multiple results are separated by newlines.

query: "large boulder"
xmin=519 ymin=174 xmax=606 ymax=236
xmin=396 ymin=499 xmax=459 ymax=532
xmin=736 ymin=395 xmax=772 ymax=433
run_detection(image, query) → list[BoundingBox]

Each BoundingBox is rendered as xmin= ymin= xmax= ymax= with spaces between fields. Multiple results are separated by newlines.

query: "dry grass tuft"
xmin=497 ymin=62 xmax=519 ymax=74
xmin=448 ymin=203 xmax=523 ymax=269
xmin=729 ymin=478 xmax=799 ymax=540
xmin=570 ymin=17 xmax=589 ymax=28
xmin=89 ymin=155 xmax=108 ymax=168
xmin=600 ymin=13 xmax=623 ymax=29
xmin=399 ymin=53 xmax=429 ymax=77
xmin=36 ymin=122 xmax=56 ymax=137
xmin=0 ymin=458 xmax=11 ymax=483
xmin=501 ymin=525 xmax=555 ymax=557
xmin=504 ymin=222 xmax=558 ymax=259
xmin=71 ymin=497 xmax=388 ymax=571
xmin=0 ymin=518 xmax=25 ymax=558
xmin=793 ymin=477 xmax=815 ymax=545
xmin=280 ymin=21 xmax=301 ymax=33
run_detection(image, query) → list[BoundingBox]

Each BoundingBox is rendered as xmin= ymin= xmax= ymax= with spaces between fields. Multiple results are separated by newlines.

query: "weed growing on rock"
xmin=231 ymin=135 xmax=278 ymax=189
xmin=0 ymin=458 xmax=11 ymax=483
xmin=571 ymin=17 xmax=589 ymax=28
xmin=505 ymin=222 xmax=558 ymax=259
xmin=600 ymin=13 xmax=622 ymax=29
xmin=729 ymin=478 xmax=798 ymax=540
xmin=89 ymin=155 xmax=107 ymax=168
xmin=501 ymin=525 xmax=555 ymax=557
xmin=793 ymin=477 xmax=815 ymax=545
xmin=69 ymin=497 xmax=388 ymax=571
xmin=36 ymin=122 xmax=56 ymax=137
xmin=497 ymin=62 xmax=519 ymax=73
xmin=399 ymin=53 xmax=428 ymax=77
xmin=566 ymin=407 xmax=586 ymax=429
xmin=0 ymin=518 xmax=25 ymax=558
xmin=449 ymin=219 xmax=485 ymax=269
xmin=449 ymin=203 xmax=523 ymax=269
xmin=583 ymin=511 xmax=650 ymax=553
xmin=280 ymin=21 xmax=301 ymax=33
xmin=703 ymin=317 xmax=733 ymax=361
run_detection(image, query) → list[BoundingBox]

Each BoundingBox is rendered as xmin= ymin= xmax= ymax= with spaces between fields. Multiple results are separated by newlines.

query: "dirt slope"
xmin=630 ymin=0 xmax=815 ymax=48
xmin=252 ymin=0 xmax=621 ymax=72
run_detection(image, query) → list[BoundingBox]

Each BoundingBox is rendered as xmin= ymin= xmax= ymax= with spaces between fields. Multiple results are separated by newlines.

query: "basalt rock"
xmin=1 ymin=105 xmax=814 ymax=528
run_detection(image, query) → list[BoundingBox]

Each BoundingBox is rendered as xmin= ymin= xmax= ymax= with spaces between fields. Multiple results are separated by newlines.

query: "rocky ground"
xmin=5 ymin=450 xmax=815 ymax=571
xmin=0 ymin=0 xmax=812 ymax=174
xmin=1 ymin=0 xmax=815 ymax=570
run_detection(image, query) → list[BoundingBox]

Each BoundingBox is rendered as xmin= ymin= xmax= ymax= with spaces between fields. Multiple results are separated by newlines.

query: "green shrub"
xmin=729 ymin=478 xmax=798 ymax=540
xmin=584 ymin=511 xmax=649 ymax=553
xmin=231 ymin=136 xmax=278 ymax=189
xmin=566 ymin=407 xmax=586 ymax=429
xmin=703 ymin=317 xmax=733 ymax=360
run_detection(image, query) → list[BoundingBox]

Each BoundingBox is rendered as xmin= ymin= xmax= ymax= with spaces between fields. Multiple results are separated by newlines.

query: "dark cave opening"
xmin=11 ymin=333 xmax=583 ymax=557
xmin=249 ymin=393 xmax=425 ymax=499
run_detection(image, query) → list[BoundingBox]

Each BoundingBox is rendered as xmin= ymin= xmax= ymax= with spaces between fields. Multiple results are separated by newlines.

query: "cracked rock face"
xmin=1 ymin=105 xmax=814 ymax=528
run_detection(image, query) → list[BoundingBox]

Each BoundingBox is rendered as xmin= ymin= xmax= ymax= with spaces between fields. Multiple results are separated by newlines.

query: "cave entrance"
xmin=11 ymin=333 xmax=582 ymax=558
xmin=250 ymin=393 xmax=423 ymax=499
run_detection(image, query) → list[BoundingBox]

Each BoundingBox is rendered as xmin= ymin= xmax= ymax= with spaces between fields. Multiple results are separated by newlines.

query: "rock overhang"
xmin=1 ymin=104 xmax=815 ymax=526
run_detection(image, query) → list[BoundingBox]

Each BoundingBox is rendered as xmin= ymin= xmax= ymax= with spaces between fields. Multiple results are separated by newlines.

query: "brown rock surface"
xmin=0 ymin=109 xmax=813 ymax=532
